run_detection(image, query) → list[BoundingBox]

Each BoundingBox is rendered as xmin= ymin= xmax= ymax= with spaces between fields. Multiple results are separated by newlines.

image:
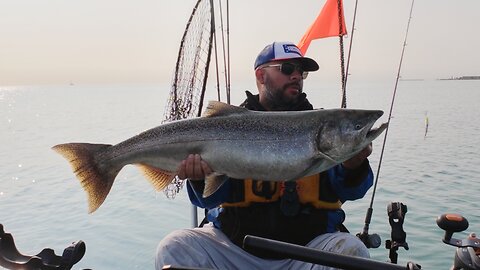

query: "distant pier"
xmin=439 ymin=75 xmax=480 ymax=80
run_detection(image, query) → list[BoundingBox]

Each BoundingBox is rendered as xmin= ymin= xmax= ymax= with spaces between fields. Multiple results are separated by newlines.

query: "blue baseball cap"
xmin=254 ymin=41 xmax=319 ymax=71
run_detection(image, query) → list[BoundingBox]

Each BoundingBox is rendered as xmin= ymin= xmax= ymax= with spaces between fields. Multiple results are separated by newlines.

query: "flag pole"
xmin=337 ymin=0 xmax=347 ymax=108
xmin=297 ymin=0 xmax=348 ymax=108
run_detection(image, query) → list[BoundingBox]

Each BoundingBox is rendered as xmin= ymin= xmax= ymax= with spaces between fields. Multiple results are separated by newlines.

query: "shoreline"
xmin=438 ymin=75 xmax=480 ymax=81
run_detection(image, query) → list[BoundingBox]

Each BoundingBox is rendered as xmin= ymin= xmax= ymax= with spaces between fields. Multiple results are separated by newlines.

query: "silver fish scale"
xmin=103 ymin=110 xmax=321 ymax=179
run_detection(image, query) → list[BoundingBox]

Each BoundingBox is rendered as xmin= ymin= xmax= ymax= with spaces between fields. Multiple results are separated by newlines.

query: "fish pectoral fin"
xmin=316 ymin=151 xmax=337 ymax=164
xmin=203 ymin=173 xmax=227 ymax=198
xmin=137 ymin=164 xmax=175 ymax=192
xmin=285 ymin=158 xmax=336 ymax=182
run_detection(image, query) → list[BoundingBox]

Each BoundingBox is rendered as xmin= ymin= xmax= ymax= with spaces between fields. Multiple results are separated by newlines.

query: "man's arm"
xmin=330 ymin=143 xmax=374 ymax=201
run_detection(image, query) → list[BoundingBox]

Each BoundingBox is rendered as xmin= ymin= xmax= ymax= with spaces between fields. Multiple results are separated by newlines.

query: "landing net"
xmin=163 ymin=0 xmax=214 ymax=198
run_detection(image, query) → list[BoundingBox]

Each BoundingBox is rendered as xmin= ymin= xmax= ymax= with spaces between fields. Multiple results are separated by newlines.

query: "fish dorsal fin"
xmin=137 ymin=164 xmax=176 ymax=191
xmin=202 ymin=100 xmax=251 ymax=118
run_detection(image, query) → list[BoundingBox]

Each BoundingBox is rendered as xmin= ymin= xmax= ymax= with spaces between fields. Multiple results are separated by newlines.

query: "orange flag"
xmin=297 ymin=0 xmax=347 ymax=55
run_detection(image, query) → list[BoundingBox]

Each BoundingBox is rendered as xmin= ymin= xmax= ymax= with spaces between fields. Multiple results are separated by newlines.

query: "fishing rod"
xmin=343 ymin=0 xmax=358 ymax=98
xmin=212 ymin=4 xmax=221 ymax=102
xmin=357 ymin=0 xmax=416 ymax=254
xmin=217 ymin=0 xmax=231 ymax=104
xmin=226 ymin=0 xmax=231 ymax=104
xmin=243 ymin=235 xmax=420 ymax=270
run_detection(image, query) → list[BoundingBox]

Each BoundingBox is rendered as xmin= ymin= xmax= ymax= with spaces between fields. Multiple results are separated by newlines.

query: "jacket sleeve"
xmin=186 ymin=178 xmax=232 ymax=209
xmin=327 ymin=159 xmax=374 ymax=202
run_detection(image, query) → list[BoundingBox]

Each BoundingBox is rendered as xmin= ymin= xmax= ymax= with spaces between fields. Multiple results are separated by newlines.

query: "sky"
xmin=0 ymin=0 xmax=479 ymax=86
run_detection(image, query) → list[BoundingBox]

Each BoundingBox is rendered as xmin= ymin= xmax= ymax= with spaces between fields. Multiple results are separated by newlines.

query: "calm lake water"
xmin=1 ymin=80 xmax=479 ymax=269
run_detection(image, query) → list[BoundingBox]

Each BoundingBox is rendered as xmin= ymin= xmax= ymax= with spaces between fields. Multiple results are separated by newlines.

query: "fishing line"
xmin=359 ymin=0 xmax=416 ymax=242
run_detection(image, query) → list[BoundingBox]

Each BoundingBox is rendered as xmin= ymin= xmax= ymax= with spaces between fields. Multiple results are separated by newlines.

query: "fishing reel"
xmin=0 ymin=223 xmax=88 ymax=270
xmin=437 ymin=213 xmax=480 ymax=270
xmin=356 ymin=207 xmax=382 ymax=249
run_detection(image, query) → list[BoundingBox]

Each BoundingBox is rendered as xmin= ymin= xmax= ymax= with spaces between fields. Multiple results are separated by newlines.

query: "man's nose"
xmin=289 ymin=70 xmax=303 ymax=80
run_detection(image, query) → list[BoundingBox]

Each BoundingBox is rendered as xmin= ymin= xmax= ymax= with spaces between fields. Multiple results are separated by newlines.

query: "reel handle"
xmin=436 ymin=213 xmax=469 ymax=243
xmin=437 ymin=214 xmax=480 ymax=270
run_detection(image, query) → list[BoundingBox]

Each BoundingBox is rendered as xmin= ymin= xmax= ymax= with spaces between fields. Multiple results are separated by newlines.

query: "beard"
xmin=263 ymin=77 xmax=303 ymax=111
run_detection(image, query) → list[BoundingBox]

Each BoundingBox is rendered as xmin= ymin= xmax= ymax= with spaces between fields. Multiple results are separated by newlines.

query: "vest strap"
xmin=280 ymin=181 xmax=300 ymax=216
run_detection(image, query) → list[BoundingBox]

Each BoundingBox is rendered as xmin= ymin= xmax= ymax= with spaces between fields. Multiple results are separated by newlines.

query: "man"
xmin=156 ymin=41 xmax=373 ymax=270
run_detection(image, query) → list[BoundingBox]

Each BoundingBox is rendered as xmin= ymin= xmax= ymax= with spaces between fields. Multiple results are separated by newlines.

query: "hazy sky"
xmin=1 ymin=0 xmax=479 ymax=86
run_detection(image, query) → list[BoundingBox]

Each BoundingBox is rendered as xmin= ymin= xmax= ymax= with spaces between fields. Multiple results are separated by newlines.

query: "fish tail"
xmin=52 ymin=143 xmax=120 ymax=213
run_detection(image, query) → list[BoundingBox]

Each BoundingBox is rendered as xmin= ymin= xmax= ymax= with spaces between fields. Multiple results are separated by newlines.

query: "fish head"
xmin=315 ymin=109 xmax=387 ymax=163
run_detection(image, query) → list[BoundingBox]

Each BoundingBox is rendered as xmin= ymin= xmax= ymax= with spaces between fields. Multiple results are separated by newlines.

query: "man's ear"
xmin=255 ymin=68 xmax=265 ymax=84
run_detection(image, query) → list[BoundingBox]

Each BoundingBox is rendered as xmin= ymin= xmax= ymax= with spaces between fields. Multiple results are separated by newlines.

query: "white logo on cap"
xmin=283 ymin=44 xmax=302 ymax=56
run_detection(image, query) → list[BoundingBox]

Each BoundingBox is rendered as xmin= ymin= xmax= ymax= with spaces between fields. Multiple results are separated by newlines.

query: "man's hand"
xmin=177 ymin=154 xmax=212 ymax=180
xmin=342 ymin=143 xmax=372 ymax=169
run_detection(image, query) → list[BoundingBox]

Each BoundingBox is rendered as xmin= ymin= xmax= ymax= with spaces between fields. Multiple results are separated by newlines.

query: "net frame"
xmin=162 ymin=0 xmax=215 ymax=198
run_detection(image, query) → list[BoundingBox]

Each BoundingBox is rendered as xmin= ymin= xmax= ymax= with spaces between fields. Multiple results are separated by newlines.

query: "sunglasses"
xmin=261 ymin=63 xmax=309 ymax=79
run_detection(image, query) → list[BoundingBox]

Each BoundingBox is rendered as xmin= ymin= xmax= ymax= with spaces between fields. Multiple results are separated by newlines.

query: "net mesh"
xmin=162 ymin=0 xmax=213 ymax=198
xmin=163 ymin=0 xmax=213 ymax=123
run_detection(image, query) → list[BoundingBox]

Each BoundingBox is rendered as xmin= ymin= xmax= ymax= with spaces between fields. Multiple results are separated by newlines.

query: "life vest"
xmin=221 ymin=173 xmax=342 ymax=209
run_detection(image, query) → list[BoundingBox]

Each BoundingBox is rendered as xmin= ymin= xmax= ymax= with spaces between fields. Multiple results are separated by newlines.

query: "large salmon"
xmin=53 ymin=101 xmax=387 ymax=213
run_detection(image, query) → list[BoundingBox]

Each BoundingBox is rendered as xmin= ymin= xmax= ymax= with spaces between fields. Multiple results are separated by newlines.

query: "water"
xmin=1 ymin=80 xmax=479 ymax=269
